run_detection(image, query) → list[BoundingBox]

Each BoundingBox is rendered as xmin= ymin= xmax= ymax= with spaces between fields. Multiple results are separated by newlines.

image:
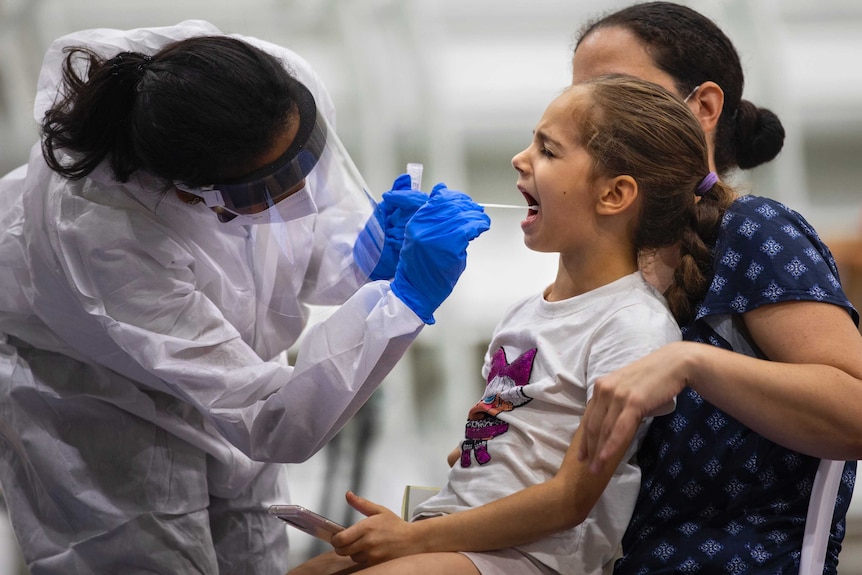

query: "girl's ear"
xmin=596 ymin=175 xmax=638 ymax=215
xmin=687 ymin=80 xmax=724 ymax=137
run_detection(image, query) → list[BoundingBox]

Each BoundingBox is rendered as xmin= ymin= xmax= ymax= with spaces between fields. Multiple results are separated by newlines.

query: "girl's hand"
xmin=579 ymin=341 xmax=694 ymax=472
xmin=331 ymin=491 xmax=425 ymax=566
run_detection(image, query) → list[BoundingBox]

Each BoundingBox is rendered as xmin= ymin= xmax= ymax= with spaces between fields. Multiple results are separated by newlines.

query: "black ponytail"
xmin=41 ymin=48 xmax=153 ymax=181
xmin=40 ymin=36 xmax=301 ymax=187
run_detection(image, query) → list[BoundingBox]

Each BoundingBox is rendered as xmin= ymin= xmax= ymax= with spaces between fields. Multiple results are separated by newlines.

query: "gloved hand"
xmin=365 ymin=174 xmax=429 ymax=281
xmin=391 ymin=183 xmax=491 ymax=324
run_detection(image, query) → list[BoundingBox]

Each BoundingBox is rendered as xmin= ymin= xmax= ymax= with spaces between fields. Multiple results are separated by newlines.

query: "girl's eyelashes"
xmin=540 ymin=146 xmax=555 ymax=158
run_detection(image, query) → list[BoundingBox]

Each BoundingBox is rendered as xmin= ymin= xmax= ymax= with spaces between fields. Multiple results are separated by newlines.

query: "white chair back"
xmin=799 ymin=459 xmax=844 ymax=575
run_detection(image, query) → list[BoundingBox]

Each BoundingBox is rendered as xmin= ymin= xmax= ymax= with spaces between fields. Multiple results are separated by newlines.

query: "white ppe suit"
xmin=0 ymin=20 xmax=423 ymax=575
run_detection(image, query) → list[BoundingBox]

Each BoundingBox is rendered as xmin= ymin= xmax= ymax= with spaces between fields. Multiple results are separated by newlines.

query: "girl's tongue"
xmin=523 ymin=191 xmax=539 ymax=215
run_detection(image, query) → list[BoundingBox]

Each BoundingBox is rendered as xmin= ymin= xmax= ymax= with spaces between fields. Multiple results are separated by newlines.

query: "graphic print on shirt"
xmin=460 ymin=347 xmax=536 ymax=467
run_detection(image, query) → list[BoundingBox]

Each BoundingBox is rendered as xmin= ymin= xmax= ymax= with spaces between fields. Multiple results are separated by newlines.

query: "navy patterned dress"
xmin=616 ymin=195 xmax=858 ymax=575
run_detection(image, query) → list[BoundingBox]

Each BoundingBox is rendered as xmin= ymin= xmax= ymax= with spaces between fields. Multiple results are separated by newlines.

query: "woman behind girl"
xmin=289 ymin=74 xmax=737 ymax=575
xmin=571 ymin=4 xmax=861 ymax=573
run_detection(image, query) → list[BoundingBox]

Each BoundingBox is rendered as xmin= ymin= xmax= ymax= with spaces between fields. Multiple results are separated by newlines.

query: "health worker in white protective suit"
xmin=0 ymin=20 xmax=490 ymax=575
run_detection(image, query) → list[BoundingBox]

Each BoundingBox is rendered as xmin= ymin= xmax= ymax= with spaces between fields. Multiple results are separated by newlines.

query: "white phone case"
xmin=268 ymin=505 xmax=345 ymax=543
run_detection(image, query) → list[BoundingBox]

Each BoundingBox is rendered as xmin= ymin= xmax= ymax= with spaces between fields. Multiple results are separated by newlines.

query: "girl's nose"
xmin=512 ymin=149 xmax=528 ymax=173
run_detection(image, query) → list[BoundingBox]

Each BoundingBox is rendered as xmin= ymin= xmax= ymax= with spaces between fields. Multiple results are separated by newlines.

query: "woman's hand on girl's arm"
xmin=579 ymin=340 xmax=693 ymax=472
xmin=580 ymin=301 xmax=862 ymax=469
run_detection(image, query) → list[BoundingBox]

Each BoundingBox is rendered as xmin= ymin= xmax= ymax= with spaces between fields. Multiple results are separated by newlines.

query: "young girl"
xmin=288 ymin=75 xmax=737 ymax=575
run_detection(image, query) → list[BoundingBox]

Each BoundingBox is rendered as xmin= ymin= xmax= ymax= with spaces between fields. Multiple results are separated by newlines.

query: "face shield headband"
xmin=178 ymin=73 xmax=384 ymax=308
xmin=175 ymin=78 xmax=326 ymax=222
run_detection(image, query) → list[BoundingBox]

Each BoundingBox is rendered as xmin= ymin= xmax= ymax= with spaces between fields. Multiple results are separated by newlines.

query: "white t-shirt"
xmin=414 ymin=272 xmax=681 ymax=574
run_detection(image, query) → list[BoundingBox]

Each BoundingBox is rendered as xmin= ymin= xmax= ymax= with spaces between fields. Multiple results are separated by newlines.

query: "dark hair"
xmin=575 ymin=75 xmax=735 ymax=324
xmin=41 ymin=36 xmax=303 ymax=186
xmin=576 ymin=1 xmax=785 ymax=174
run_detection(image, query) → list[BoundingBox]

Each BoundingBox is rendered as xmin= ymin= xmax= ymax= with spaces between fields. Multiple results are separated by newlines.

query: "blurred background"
xmin=1 ymin=0 xmax=861 ymax=572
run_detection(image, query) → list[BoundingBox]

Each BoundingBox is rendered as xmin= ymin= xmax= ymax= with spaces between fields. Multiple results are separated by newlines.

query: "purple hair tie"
xmin=695 ymin=171 xmax=719 ymax=196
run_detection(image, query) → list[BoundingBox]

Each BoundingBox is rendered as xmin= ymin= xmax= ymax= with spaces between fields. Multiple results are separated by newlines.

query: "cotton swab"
xmin=478 ymin=203 xmax=535 ymax=210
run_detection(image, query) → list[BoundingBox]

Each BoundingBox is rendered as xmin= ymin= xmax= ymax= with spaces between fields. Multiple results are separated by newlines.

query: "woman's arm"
xmin=580 ymin=300 xmax=862 ymax=471
xmin=709 ymin=300 xmax=862 ymax=457
xmin=331 ymin=425 xmax=633 ymax=566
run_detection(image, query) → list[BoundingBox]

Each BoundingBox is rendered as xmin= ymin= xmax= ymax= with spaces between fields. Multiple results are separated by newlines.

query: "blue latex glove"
xmin=391 ymin=183 xmax=491 ymax=324
xmin=366 ymin=174 xmax=429 ymax=281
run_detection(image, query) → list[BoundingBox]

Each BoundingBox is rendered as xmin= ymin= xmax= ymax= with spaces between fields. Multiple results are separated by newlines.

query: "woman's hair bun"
xmin=734 ymin=99 xmax=785 ymax=170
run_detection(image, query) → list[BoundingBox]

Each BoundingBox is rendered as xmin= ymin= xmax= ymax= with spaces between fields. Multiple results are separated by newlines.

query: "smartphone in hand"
xmin=268 ymin=505 xmax=345 ymax=544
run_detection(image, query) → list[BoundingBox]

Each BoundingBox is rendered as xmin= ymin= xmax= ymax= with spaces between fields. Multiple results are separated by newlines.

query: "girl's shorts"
xmin=459 ymin=548 xmax=559 ymax=575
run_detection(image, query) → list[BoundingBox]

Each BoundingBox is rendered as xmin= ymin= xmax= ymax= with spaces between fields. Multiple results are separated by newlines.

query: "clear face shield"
xmin=176 ymin=77 xmax=385 ymax=317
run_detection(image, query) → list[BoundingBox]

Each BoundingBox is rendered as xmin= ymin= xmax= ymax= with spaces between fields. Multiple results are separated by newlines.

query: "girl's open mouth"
xmin=522 ymin=191 xmax=539 ymax=216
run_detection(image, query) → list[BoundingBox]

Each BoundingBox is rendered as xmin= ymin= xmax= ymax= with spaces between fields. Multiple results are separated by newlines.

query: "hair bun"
xmin=734 ymin=99 xmax=785 ymax=169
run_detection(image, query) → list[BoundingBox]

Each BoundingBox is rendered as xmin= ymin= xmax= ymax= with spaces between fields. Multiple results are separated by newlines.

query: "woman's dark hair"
xmin=41 ymin=36 xmax=302 ymax=186
xmin=575 ymin=75 xmax=736 ymax=325
xmin=576 ymin=1 xmax=785 ymax=175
